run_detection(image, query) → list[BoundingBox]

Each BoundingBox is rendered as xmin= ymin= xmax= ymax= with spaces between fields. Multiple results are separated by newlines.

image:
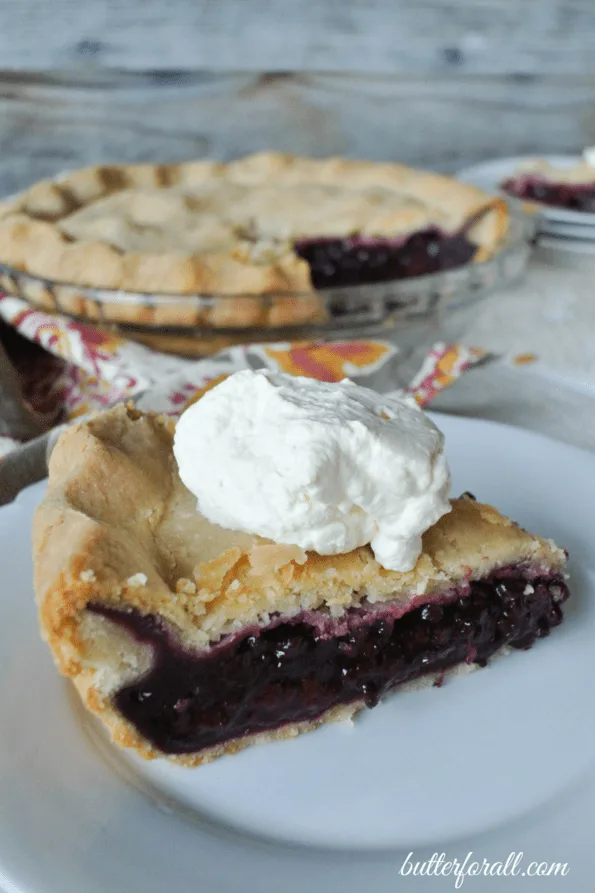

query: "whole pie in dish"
xmin=502 ymin=158 xmax=595 ymax=213
xmin=1 ymin=153 xmax=508 ymax=328
xmin=33 ymin=404 xmax=569 ymax=766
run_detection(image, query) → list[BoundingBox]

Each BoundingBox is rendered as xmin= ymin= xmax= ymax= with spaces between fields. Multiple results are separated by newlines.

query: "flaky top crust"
xmin=34 ymin=404 xmax=565 ymax=657
xmin=2 ymin=152 xmax=508 ymax=297
xmin=32 ymin=404 xmax=566 ymax=765
xmin=507 ymin=158 xmax=595 ymax=186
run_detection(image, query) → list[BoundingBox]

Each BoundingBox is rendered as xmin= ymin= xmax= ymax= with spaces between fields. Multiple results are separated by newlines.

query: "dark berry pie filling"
xmin=502 ymin=176 xmax=595 ymax=213
xmin=90 ymin=567 xmax=568 ymax=756
xmin=295 ymin=229 xmax=477 ymax=289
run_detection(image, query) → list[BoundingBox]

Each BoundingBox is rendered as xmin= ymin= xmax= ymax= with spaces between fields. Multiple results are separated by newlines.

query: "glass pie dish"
xmin=0 ymin=206 xmax=533 ymax=357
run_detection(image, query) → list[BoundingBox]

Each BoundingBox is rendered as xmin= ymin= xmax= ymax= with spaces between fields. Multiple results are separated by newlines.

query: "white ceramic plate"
xmin=539 ymin=219 xmax=595 ymax=241
xmin=538 ymin=235 xmax=595 ymax=256
xmin=2 ymin=413 xmax=595 ymax=893
xmin=456 ymin=155 xmax=595 ymax=226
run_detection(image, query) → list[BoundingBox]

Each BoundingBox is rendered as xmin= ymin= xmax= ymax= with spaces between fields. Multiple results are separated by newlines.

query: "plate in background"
xmin=457 ymin=155 xmax=595 ymax=227
xmin=539 ymin=219 xmax=595 ymax=240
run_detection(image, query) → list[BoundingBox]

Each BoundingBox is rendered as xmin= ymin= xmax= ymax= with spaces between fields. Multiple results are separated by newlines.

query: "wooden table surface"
xmin=2 ymin=0 xmax=595 ymax=196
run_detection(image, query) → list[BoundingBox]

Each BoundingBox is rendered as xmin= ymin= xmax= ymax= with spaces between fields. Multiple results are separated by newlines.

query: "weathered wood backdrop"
xmin=1 ymin=0 xmax=595 ymax=195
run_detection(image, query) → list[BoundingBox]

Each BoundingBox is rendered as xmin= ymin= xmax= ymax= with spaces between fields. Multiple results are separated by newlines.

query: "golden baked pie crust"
xmin=33 ymin=404 xmax=565 ymax=765
xmin=1 ymin=153 xmax=509 ymax=329
xmin=506 ymin=158 xmax=595 ymax=186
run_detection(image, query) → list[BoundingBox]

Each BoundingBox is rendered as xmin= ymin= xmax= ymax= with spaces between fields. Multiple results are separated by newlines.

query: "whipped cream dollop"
xmin=173 ymin=370 xmax=451 ymax=572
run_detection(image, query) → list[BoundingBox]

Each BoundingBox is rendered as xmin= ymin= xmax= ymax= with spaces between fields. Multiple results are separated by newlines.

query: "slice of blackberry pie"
xmin=33 ymin=385 xmax=569 ymax=767
xmin=501 ymin=156 xmax=595 ymax=213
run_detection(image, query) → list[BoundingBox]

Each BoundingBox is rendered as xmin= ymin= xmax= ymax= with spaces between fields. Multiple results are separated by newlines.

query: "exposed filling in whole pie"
xmin=0 ymin=154 xmax=512 ymax=337
xmin=502 ymin=175 xmax=595 ymax=212
xmin=90 ymin=567 xmax=568 ymax=755
xmin=295 ymin=229 xmax=477 ymax=288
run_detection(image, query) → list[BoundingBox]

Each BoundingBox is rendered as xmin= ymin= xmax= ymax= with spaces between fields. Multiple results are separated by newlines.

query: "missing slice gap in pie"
xmin=0 ymin=153 xmax=509 ymax=332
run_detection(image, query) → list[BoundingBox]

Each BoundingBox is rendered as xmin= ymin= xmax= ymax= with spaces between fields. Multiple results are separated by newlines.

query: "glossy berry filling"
xmin=502 ymin=176 xmax=595 ymax=212
xmin=294 ymin=229 xmax=477 ymax=289
xmin=90 ymin=568 xmax=568 ymax=755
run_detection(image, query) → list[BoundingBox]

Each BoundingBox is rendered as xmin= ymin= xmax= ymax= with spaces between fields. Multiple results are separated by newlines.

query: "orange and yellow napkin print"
xmin=0 ymin=294 xmax=486 ymax=419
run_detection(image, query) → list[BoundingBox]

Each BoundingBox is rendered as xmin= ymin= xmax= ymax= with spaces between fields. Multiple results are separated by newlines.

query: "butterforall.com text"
xmin=399 ymin=851 xmax=569 ymax=888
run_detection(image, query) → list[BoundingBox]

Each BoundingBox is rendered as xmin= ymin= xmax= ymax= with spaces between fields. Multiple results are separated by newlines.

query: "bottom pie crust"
xmin=82 ymin=564 xmax=567 ymax=761
xmin=72 ymin=642 xmax=528 ymax=768
xmin=33 ymin=405 xmax=568 ymax=766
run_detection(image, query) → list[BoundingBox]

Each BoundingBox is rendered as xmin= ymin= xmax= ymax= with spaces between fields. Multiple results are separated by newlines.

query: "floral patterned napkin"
xmin=0 ymin=292 xmax=487 ymax=505
xmin=0 ymin=294 xmax=485 ymax=423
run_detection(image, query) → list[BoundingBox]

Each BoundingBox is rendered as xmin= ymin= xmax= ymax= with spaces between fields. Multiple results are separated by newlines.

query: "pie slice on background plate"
xmin=501 ymin=157 xmax=595 ymax=213
xmin=33 ymin=404 xmax=569 ymax=766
